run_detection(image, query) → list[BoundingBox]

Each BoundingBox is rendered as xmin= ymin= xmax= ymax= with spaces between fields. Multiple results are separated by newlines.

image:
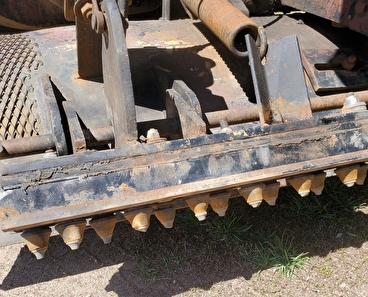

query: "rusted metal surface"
xmin=302 ymin=47 xmax=368 ymax=93
xmin=0 ymin=0 xmax=69 ymax=30
xmin=2 ymin=110 xmax=368 ymax=231
xmin=63 ymin=101 xmax=87 ymax=153
xmin=246 ymin=34 xmax=271 ymax=125
xmin=166 ymin=81 xmax=206 ymax=138
xmin=75 ymin=0 xmax=103 ymax=79
xmin=1 ymin=135 xmax=55 ymax=156
xmin=101 ymin=0 xmax=137 ymax=146
xmin=181 ymin=0 xmax=259 ymax=57
xmin=264 ymin=35 xmax=312 ymax=122
xmin=281 ymin=0 xmax=368 ymax=36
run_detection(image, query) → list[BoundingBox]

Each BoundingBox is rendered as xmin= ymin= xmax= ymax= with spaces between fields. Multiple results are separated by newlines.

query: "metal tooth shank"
xmin=335 ymin=165 xmax=359 ymax=187
xmin=21 ymin=227 xmax=52 ymax=260
xmin=238 ymin=183 xmax=265 ymax=208
xmin=209 ymin=193 xmax=230 ymax=216
xmin=263 ymin=182 xmax=280 ymax=206
xmin=154 ymin=208 xmax=176 ymax=228
xmin=288 ymin=174 xmax=314 ymax=197
xmin=90 ymin=215 xmax=117 ymax=244
xmin=124 ymin=209 xmax=152 ymax=232
xmin=310 ymin=172 xmax=326 ymax=195
xmin=186 ymin=195 xmax=209 ymax=221
xmin=356 ymin=164 xmax=368 ymax=185
xmin=55 ymin=219 xmax=86 ymax=250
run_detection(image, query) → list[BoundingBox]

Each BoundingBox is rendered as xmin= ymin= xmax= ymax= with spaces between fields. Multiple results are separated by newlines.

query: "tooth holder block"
xmin=1 ymin=0 xmax=368 ymax=238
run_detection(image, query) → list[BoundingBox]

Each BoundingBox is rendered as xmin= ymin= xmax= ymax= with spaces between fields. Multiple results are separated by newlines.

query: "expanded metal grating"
xmin=0 ymin=34 xmax=43 ymax=141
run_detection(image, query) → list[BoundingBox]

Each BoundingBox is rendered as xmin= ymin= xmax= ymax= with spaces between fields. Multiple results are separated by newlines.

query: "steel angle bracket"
xmin=246 ymin=34 xmax=312 ymax=124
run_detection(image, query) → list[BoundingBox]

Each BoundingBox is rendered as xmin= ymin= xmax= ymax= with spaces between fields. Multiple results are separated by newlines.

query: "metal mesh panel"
xmin=0 ymin=34 xmax=43 ymax=141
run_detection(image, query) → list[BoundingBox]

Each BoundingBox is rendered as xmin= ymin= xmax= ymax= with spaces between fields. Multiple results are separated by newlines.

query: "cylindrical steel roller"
xmin=181 ymin=0 xmax=259 ymax=58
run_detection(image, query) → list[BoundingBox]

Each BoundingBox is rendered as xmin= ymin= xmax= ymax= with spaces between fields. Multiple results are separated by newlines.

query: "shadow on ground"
xmin=1 ymin=177 xmax=368 ymax=296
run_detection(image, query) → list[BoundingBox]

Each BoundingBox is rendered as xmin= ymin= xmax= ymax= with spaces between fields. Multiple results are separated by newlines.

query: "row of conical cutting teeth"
xmin=20 ymin=163 xmax=367 ymax=259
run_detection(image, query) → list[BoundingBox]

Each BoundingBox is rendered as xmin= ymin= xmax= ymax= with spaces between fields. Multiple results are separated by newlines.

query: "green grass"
xmin=160 ymin=251 xmax=183 ymax=273
xmin=133 ymin=261 xmax=158 ymax=281
xmin=250 ymin=232 xmax=308 ymax=278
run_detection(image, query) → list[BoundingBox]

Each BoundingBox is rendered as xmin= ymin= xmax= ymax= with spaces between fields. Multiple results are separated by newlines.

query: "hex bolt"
xmin=147 ymin=128 xmax=160 ymax=140
xmin=146 ymin=128 xmax=166 ymax=144
xmin=219 ymin=119 xmax=232 ymax=133
xmin=342 ymin=92 xmax=367 ymax=113
xmin=44 ymin=149 xmax=57 ymax=159
xmin=80 ymin=2 xmax=93 ymax=21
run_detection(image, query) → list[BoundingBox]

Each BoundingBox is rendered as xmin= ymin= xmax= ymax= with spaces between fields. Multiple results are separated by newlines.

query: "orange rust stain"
xmin=0 ymin=207 xmax=18 ymax=221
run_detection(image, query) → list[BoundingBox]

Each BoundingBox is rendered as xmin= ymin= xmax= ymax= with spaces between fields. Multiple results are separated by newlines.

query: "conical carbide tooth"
xmin=209 ymin=192 xmax=230 ymax=216
xmin=335 ymin=165 xmax=359 ymax=187
xmin=310 ymin=172 xmax=326 ymax=195
xmin=356 ymin=164 xmax=368 ymax=185
xmin=263 ymin=182 xmax=280 ymax=206
xmin=55 ymin=219 xmax=86 ymax=250
xmin=154 ymin=208 xmax=176 ymax=228
xmin=288 ymin=174 xmax=314 ymax=197
xmin=238 ymin=183 xmax=265 ymax=208
xmin=21 ymin=227 xmax=52 ymax=260
xmin=186 ymin=195 xmax=209 ymax=221
xmin=124 ymin=209 xmax=151 ymax=232
xmin=90 ymin=215 xmax=117 ymax=244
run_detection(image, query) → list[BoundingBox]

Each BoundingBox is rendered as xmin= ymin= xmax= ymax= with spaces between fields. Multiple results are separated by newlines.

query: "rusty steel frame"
xmin=282 ymin=0 xmax=368 ymax=36
xmin=1 ymin=0 xmax=368 ymax=250
xmin=2 ymin=109 xmax=368 ymax=231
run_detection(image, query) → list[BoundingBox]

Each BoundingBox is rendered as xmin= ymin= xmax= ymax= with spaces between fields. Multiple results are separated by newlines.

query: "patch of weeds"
xmin=251 ymin=232 xmax=308 ymax=278
xmin=280 ymin=187 xmax=335 ymax=219
xmin=133 ymin=261 xmax=157 ymax=281
xmin=210 ymin=206 xmax=252 ymax=242
xmin=160 ymin=251 xmax=182 ymax=273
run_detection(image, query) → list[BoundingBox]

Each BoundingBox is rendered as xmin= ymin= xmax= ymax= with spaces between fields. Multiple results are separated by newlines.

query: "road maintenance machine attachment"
xmin=1 ymin=0 xmax=368 ymax=259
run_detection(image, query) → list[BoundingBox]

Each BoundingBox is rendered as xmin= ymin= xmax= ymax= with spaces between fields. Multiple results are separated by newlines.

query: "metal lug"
xmin=90 ymin=215 xmax=117 ymax=244
xmin=186 ymin=195 xmax=209 ymax=221
xmin=263 ymin=182 xmax=280 ymax=206
xmin=335 ymin=165 xmax=359 ymax=187
xmin=209 ymin=193 xmax=230 ymax=216
xmin=21 ymin=227 xmax=52 ymax=260
xmin=124 ymin=209 xmax=151 ymax=232
xmin=55 ymin=219 xmax=86 ymax=250
xmin=310 ymin=172 xmax=326 ymax=195
xmin=154 ymin=208 xmax=176 ymax=228
xmin=288 ymin=174 xmax=314 ymax=197
xmin=239 ymin=183 xmax=265 ymax=208
xmin=357 ymin=164 xmax=368 ymax=185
